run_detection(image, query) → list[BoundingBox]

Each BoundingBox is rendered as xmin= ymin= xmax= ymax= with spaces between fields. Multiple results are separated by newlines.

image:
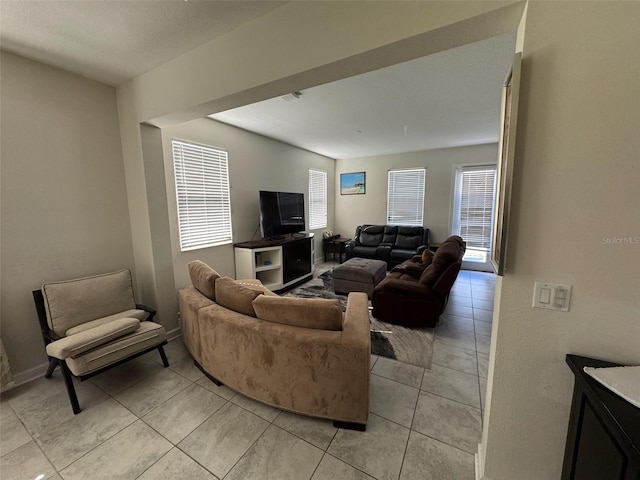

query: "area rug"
xmin=285 ymin=270 xmax=434 ymax=369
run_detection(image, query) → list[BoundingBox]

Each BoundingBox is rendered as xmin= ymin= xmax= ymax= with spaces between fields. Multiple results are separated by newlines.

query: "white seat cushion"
xmin=65 ymin=309 xmax=149 ymax=336
xmin=65 ymin=321 xmax=166 ymax=376
xmin=46 ymin=318 xmax=140 ymax=360
xmin=42 ymin=269 xmax=137 ymax=336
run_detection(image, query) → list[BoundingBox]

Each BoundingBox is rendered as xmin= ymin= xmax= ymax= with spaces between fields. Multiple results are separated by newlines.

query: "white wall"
xmin=0 ymin=52 xmax=134 ymax=379
xmin=482 ymin=3 xmax=640 ymax=479
xmin=335 ymin=144 xmax=497 ymax=242
xmin=160 ymin=118 xmax=335 ymax=294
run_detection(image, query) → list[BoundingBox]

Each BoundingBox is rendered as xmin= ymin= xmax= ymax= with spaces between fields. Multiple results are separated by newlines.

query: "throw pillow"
xmin=233 ymin=280 xmax=278 ymax=297
xmin=252 ymin=296 xmax=343 ymax=331
xmin=215 ymin=276 xmax=263 ymax=317
xmin=421 ymin=249 xmax=435 ymax=265
xmin=188 ymin=260 xmax=220 ymax=300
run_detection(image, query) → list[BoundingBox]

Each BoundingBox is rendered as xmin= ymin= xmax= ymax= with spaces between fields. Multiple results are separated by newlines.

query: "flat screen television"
xmin=259 ymin=190 xmax=306 ymax=240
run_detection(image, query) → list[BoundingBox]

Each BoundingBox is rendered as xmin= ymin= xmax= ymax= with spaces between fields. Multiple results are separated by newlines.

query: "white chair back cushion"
xmin=42 ymin=269 xmax=137 ymax=337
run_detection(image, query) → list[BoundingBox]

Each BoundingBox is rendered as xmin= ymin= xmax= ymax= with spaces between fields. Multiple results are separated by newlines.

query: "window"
xmin=387 ymin=168 xmax=426 ymax=226
xmin=172 ymin=140 xmax=232 ymax=251
xmin=308 ymin=169 xmax=327 ymax=230
xmin=452 ymin=165 xmax=496 ymax=262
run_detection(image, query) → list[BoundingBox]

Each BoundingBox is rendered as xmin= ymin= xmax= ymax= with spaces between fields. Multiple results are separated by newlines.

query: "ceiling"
xmin=1 ymin=1 xmax=515 ymax=160
xmin=211 ymin=32 xmax=516 ymax=159
xmin=0 ymin=0 xmax=284 ymax=86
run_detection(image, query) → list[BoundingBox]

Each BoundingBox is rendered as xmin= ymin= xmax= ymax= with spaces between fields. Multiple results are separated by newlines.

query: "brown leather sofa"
xmin=371 ymin=236 xmax=465 ymax=327
xmin=345 ymin=224 xmax=430 ymax=269
xmin=179 ymin=261 xmax=370 ymax=430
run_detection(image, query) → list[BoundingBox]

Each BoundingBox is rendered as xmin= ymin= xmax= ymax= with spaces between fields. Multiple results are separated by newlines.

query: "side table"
xmin=323 ymin=236 xmax=351 ymax=263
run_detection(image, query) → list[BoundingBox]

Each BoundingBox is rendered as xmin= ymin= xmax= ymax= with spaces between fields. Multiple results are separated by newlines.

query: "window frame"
xmin=171 ymin=139 xmax=233 ymax=252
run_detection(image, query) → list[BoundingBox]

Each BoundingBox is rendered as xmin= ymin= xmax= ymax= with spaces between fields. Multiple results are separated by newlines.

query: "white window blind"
xmin=172 ymin=140 xmax=233 ymax=251
xmin=456 ymin=166 xmax=496 ymax=250
xmin=387 ymin=168 xmax=426 ymax=226
xmin=308 ymin=169 xmax=327 ymax=230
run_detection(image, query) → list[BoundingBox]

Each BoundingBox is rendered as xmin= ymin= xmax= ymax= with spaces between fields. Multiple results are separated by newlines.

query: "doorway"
xmin=451 ymin=165 xmax=497 ymax=273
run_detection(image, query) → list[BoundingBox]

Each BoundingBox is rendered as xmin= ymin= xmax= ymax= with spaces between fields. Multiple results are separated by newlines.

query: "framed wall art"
xmin=340 ymin=172 xmax=366 ymax=195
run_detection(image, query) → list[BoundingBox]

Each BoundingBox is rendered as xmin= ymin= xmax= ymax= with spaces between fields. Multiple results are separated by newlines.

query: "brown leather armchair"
xmin=371 ymin=236 xmax=465 ymax=327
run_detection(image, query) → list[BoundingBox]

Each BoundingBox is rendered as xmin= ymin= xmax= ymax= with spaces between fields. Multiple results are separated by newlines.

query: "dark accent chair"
xmin=345 ymin=224 xmax=430 ymax=269
xmin=32 ymin=269 xmax=168 ymax=414
xmin=371 ymin=235 xmax=465 ymax=327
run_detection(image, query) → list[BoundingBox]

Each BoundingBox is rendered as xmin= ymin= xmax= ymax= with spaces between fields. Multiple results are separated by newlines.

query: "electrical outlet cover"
xmin=533 ymin=282 xmax=572 ymax=312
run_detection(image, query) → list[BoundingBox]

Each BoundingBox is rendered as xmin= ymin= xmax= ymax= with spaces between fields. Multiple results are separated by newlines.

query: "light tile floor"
xmin=0 ymin=267 xmax=494 ymax=480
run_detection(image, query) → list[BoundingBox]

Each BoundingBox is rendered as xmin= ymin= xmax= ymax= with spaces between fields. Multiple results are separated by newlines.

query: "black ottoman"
xmin=333 ymin=258 xmax=387 ymax=298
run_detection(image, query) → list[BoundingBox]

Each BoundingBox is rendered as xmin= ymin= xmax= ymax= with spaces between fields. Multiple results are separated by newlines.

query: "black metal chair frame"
xmin=32 ymin=289 xmax=169 ymax=414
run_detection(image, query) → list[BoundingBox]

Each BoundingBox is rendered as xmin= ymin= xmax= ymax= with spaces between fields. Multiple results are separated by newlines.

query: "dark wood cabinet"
xmin=282 ymin=237 xmax=312 ymax=285
xmin=562 ymin=354 xmax=640 ymax=480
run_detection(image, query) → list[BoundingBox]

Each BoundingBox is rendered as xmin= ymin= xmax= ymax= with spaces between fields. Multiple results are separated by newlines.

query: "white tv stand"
xmin=234 ymin=233 xmax=314 ymax=292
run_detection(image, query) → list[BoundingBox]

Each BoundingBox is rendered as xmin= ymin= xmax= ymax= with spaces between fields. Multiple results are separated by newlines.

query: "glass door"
xmin=451 ymin=165 xmax=497 ymax=272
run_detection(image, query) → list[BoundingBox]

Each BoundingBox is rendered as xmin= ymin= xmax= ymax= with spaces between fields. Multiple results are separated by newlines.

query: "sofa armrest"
xmin=341 ymin=292 xmax=370 ymax=347
xmin=46 ymin=317 xmax=141 ymax=360
xmin=390 ymin=262 xmax=425 ymax=278
xmin=375 ymin=277 xmax=433 ymax=297
xmin=136 ymin=303 xmax=156 ymax=322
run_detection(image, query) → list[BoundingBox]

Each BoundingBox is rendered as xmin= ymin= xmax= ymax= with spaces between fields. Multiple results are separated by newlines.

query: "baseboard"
xmin=12 ymin=362 xmax=48 ymax=387
xmin=475 ymin=443 xmax=493 ymax=480
xmin=166 ymin=327 xmax=181 ymax=341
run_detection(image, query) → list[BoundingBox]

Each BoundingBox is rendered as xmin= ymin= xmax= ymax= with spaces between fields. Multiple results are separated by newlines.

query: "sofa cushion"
xmin=382 ymin=225 xmax=398 ymax=244
xmin=188 ymin=260 xmax=220 ymax=300
xmin=421 ymin=249 xmax=434 ymax=264
xmin=42 ymin=269 xmax=137 ymax=337
xmin=359 ymin=225 xmax=384 ymax=246
xmin=215 ymin=276 xmax=263 ymax=317
xmin=233 ymin=279 xmax=279 ymax=297
xmin=252 ymin=295 xmax=343 ymax=331
xmin=419 ymin=238 xmax=463 ymax=285
xmin=389 ymin=248 xmax=419 ymax=260
xmin=350 ymin=246 xmax=378 ymax=258
xmin=65 ymin=309 xmax=149 ymax=336
xmin=419 ymin=264 xmax=440 ymax=286
xmin=395 ymin=226 xmax=424 ymax=250
xmin=46 ymin=317 xmax=141 ymax=360
xmin=65 ymin=321 xmax=166 ymax=376
xmin=432 ymin=239 xmax=463 ymax=268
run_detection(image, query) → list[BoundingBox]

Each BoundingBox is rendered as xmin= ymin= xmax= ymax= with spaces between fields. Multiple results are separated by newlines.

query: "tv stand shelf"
xmin=234 ymin=233 xmax=314 ymax=292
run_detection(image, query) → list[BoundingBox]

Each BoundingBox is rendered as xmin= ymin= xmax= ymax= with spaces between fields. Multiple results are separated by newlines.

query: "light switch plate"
xmin=533 ymin=282 xmax=572 ymax=312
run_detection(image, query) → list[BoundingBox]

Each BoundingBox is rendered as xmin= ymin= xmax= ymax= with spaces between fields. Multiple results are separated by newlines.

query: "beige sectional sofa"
xmin=179 ymin=261 xmax=370 ymax=430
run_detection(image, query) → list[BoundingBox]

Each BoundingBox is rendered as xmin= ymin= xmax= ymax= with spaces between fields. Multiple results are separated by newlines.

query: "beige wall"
xmin=116 ymin=1 xmax=522 ymax=327
xmin=335 ymin=144 xmax=498 ymax=242
xmin=482 ymin=2 xmax=640 ymax=479
xmin=0 ymin=52 xmax=134 ymax=379
xmin=160 ymin=118 xmax=336 ymax=295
